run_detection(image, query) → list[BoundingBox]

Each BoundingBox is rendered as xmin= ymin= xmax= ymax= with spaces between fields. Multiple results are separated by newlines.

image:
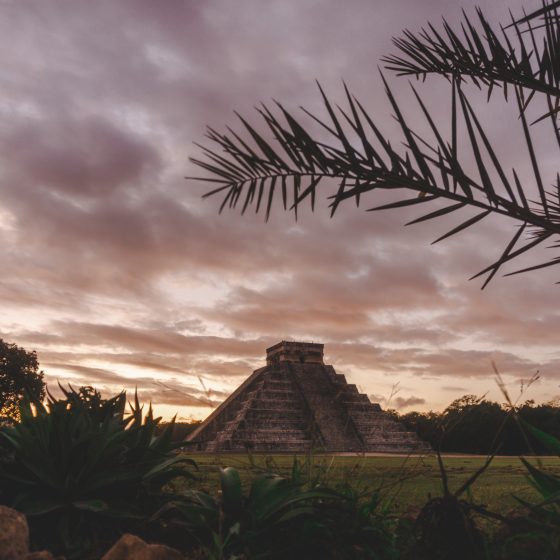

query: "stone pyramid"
xmin=187 ymin=341 xmax=430 ymax=453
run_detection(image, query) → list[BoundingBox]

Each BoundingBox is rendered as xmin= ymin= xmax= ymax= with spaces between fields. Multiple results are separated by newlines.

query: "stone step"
xmin=265 ymin=372 xmax=291 ymax=381
xmin=353 ymin=425 xmax=387 ymax=434
xmin=348 ymin=384 xmax=361 ymax=394
xmin=365 ymin=445 xmax=428 ymax=453
xmin=250 ymin=399 xmax=301 ymax=411
xmin=344 ymin=404 xmax=377 ymax=414
xmin=327 ymin=371 xmax=348 ymax=385
xmin=349 ymin=411 xmax=387 ymax=421
xmin=340 ymin=394 xmax=371 ymax=404
xmin=255 ymin=389 xmax=299 ymax=399
xmin=353 ymin=418 xmax=405 ymax=428
xmin=355 ymin=427 xmax=408 ymax=437
xmin=233 ymin=429 xmax=308 ymax=440
xmin=233 ymin=440 xmax=312 ymax=452
xmin=364 ymin=432 xmax=424 ymax=444
xmin=240 ymin=418 xmax=306 ymax=429
xmin=232 ymin=435 xmax=310 ymax=445
xmin=245 ymin=409 xmax=305 ymax=421
xmin=188 ymin=357 xmax=430 ymax=453
xmin=262 ymin=379 xmax=293 ymax=386
xmin=364 ymin=436 xmax=416 ymax=444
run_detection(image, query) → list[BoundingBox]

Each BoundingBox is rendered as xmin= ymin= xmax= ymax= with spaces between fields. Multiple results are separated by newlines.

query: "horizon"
xmin=18 ymin=337 xmax=551 ymax=422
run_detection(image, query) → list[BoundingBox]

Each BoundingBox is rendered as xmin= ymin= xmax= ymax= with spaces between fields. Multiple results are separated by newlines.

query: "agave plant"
xmin=157 ymin=459 xmax=398 ymax=559
xmin=0 ymin=386 xmax=196 ymax=558
xmin=190 ymin=1 xmax=560 ymax=287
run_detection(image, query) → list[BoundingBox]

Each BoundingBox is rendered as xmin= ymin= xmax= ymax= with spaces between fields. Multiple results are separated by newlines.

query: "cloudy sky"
xmin=1 ymin=0 xmax=557 ymax=420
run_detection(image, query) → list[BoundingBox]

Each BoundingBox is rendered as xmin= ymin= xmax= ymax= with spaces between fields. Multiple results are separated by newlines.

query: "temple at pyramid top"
xmin=187 ymin=341 xmax=430 ymax=454
xmin=266 ymin=341 xmax=324 ymax=365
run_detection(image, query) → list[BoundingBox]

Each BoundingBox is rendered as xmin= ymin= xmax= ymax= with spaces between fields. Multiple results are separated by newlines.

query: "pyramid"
xmin=187 ymin=341 xmax=430 ymax=453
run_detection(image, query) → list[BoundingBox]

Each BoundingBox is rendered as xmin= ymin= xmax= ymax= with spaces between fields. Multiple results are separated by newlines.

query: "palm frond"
xmin=511 ymin=1 xmax=560 ymax=25
xmin=383 ymin=7 xmax=560 ymax=103
xmin=190 ymin=4 xmax=560 ymax=287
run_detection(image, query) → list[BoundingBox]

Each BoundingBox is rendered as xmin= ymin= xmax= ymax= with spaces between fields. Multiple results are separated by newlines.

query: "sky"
xmin=1 ymin=0 xmax=558 ymax=421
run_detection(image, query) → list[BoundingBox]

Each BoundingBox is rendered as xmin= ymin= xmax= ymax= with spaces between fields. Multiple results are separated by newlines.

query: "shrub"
xmin=0 ymin=338 xmax=45 ymax=421
xmin=0 ymin=386 xmax=196 ymax=558
xmin=156 ymin=458 xmax=399 ymax=559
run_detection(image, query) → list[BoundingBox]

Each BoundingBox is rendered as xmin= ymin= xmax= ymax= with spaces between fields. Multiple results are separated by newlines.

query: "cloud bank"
xmin=0 ymin=0 xmax=556 ymax=418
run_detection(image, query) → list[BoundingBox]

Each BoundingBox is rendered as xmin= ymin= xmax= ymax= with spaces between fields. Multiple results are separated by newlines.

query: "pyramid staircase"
xmin=187 ymin=342 xmax=430 ymax=453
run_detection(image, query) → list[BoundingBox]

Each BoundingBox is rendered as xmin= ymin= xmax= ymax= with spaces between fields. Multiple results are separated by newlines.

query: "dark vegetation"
xmin=0 ymin=384 xmax=196 ymax=558
xmin=2 ymin=380 xmax=560 ymax=559
xmin=158 ymin=419 xmax=202 ymax=442
xmin=398 ymin=395 xmax=560 ymax=455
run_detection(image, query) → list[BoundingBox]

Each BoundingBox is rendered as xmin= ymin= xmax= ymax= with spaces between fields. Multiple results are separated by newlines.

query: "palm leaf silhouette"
xmin=190 ymin=2 xmax=560 ymax=287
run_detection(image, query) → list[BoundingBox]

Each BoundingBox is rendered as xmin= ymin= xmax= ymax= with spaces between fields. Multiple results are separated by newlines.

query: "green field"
xmin=182 ymin=453 xmax=560 ymax=514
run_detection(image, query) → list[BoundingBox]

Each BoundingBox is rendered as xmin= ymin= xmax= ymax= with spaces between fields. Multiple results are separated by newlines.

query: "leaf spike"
xmin=431 ymin=209 xmax=491 ymax=245
xmin=406 ymin=201 xmax=466 ymax=226
xmin=475 ymin=223 xmax=527 ymax=289
xmin=515 ymin=86 xmax=549 ymax=217
xmin=504 ymin=256 xmax=560 ymax=277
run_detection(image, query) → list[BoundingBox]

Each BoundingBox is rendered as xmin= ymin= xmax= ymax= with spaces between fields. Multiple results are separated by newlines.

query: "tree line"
xmin=394 ymin=395 xmax=560 ymax=455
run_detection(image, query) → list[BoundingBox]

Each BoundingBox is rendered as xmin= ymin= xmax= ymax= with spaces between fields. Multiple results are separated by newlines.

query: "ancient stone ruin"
xmin=188 ymin=341 xmax=430 ymax=453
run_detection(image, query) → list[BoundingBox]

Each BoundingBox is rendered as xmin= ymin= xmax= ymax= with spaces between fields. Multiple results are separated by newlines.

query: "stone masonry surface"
xmin=187 ymin=342 xmax=430 ymax=453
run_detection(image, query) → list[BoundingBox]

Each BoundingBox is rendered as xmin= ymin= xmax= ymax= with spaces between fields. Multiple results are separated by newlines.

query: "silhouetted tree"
xmin=400 ymin=396 xmax=560 ymax=454
xmin=400 ymin=410 xmax=442 ymax=448
xmin=191 ymin=2 xmax=560 ymax=287
xmin=0 ymin=339 xmax=45 ymax=421
xmin=441 ymin=396 xmax=506 ymax=453
xmin=157 ymin=420 xmax=203 ymax=443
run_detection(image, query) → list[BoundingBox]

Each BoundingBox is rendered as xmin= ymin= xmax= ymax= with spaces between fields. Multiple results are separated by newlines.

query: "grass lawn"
xmin=180 ymin=453 xmax=560 ymax=514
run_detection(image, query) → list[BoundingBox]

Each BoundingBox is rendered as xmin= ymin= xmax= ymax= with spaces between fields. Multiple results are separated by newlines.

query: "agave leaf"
xmin=15 ymin=497 xmax=65 ymax=516
xmin=0 ymin=429 xmax=23 ymax=451
xmin=220 ymin=467 xmax=243 ymax=516
xmin=274 ymin=505 xmax=317 ymax=525
xmin=151 ymin=493 xmax=218 ymax=531
xmin=519 ymin=418 xmax=560 ymax=454
xmin=72 ymin=499 xmax=109 ymax=513
xmin=521 ymin=457 xmax=560 ymax=499
xmin=146 ymin=465 xmax=197 ymax=486
xmin=95 ymin=504 xmax=146 ymax=520
xmin=248 ymin=473 xmax=341 ymax=525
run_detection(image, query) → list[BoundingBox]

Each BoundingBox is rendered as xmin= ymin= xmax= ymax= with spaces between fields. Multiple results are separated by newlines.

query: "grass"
xmin=179 ymin=453 xmax=560 ymax=514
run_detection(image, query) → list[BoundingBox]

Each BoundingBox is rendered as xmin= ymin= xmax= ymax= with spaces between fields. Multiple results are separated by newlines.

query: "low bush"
xmin=0 ymin=386 xmax=196 ymax=558
xmin=155 ymin=457 xmax=399 ymax=559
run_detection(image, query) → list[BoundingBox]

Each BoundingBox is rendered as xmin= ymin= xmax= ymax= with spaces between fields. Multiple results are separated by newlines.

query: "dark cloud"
xmin=394 ymin=396 xmax=426 ymax=410
xmin=2 ymin=116 xmax=160 ymax=198
xmin=442 ymin=386 xmax=469 ymax=392
xmin=45 ymin=363 xmax=226 ymax=408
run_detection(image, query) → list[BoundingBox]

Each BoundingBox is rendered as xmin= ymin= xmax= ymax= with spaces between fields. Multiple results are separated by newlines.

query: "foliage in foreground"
xmin=0 ymin=385 xmax=196 ymax=558
xmin=156 ymin=458 xmax=398 ymax=559
xmin=2 ymin=386 xmax=560 ymax=558
xmin=154 ymin=448 xmax=560 ymax=560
